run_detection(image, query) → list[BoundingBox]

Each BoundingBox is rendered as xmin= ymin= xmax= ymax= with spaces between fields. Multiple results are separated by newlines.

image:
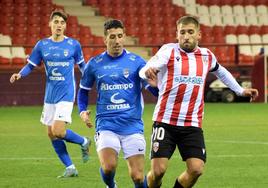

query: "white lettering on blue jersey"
xmin=28 ymin=36 xmax=84 ymax=103
xmin=80 ymin=50 xmax=147 ymax=135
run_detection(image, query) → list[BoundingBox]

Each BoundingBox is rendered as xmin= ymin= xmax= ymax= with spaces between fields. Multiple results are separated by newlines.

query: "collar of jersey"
xmin=105 ymin=49 xmax=126 ymax=59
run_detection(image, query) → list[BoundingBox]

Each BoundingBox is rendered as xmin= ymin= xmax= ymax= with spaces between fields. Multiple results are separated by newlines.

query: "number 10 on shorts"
xmin=152 ymin=127 xmax=165 ymax=141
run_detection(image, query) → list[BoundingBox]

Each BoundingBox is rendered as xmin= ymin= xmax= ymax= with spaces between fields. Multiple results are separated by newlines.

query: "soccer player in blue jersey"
xmin=77 ymin=19 xmax=158 ymax=188
xmin=9 ymin=10 xmax=90 ymax=178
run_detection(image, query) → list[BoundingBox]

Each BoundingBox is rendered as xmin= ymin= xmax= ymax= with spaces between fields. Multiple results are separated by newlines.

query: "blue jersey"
xmin=80 ymin=50 xmax=148 ymax=135
xmin=28 ymin=37 xmax=84 ymax=104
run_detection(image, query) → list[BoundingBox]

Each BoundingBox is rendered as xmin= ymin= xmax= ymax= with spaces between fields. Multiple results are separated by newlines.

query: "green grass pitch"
xmin=0 ymin=103 xmax=268 ymax=188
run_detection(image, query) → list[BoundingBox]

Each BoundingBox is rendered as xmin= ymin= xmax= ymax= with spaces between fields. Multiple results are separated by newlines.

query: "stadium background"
xmin=0 ymin=0 xmax=267 ymax=105
xmin=0 ymin=0 xmax=268 ymax=187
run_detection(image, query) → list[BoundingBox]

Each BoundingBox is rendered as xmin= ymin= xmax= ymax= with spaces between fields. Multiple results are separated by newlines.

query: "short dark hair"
xmin=104 ymin=19 xmax=124 ymax=35
xmin=176 ymin=15 xmax=200 ymax=30
xmin=50 ymin=9 xmax=68 ymax=22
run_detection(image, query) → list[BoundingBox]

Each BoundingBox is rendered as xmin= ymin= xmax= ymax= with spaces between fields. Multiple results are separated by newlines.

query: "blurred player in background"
xmin=77 ymin=19 xmax=158 ymax=188
xmin=9 ymin=10 xmax=90 ymax=178
xmin=139 ymin=15 xmax=259 ymax=188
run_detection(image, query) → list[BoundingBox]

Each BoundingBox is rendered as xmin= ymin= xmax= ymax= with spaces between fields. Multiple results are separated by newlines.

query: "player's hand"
xmin=80 ymin=110 xmax=93 ymax=128
xmin=147 ymin=78 xmax=158 ymax=87
xmin=145 ymin=68 xmax=159 ymax=81
xmin=242 ymin=88 xmax=259 ymax=102
xmin=10 ymin=73 xmax=21 ymax=83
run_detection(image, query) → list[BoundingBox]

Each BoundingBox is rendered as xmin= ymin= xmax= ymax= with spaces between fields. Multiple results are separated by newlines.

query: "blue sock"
xmin=100 ymin=167 xmax=115 ymax=188
xmin=144 ymin=175 xmax=148 ymax=188
xmin=51 ymin=139 xmax=72 ymax=167
xmin=134 ymin=176 xmax=148 ymax=188
xmin=63 ymin=129 xmax=84 ymax=145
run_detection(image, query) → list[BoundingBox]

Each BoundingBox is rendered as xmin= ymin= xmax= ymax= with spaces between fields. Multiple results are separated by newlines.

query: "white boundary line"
xmin=206 ymin=140 xmax=268 ymax=145
xmin=1 ymin=154 xmax=268 ymax=160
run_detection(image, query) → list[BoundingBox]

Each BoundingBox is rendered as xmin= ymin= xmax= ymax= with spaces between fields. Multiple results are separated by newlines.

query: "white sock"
xmin=66 ymin=164 xmax=75 ymax=169
xmin=82 ymin=137 xmax=88 ymax=146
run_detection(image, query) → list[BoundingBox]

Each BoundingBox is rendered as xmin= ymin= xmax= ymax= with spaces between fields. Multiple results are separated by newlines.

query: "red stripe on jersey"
xmin=169 ymin=50 xmax=189 ymax=125
xmin=184 ymin=49 xmax=203 ymax=126
xmin=197 ymin=50 xmax=213 ymax=127
xmin=156 ymin=49 xmax=175 ymax=122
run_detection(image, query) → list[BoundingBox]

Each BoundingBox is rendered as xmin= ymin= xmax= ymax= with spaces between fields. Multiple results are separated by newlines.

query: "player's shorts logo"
xmin=153 ymin=142 xmax=159 ymax=152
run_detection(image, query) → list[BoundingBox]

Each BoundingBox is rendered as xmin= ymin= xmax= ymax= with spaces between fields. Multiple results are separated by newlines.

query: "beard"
xmin=181 ymin=42 xmax=196 ymax=52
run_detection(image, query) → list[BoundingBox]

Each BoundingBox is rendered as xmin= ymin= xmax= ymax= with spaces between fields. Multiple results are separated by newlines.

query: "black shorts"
xmin=150 ymin=122 xmax=206 ymax=162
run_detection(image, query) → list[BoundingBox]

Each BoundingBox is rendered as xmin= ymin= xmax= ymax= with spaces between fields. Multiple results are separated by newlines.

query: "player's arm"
xmin=212 ymin=63 xmax=258 ymax=101
xmin=74 ymin=41 xmax=86 ymax=73
xmin=77 ymin=87 xmax=93 ymax=128
xmin=77 ymin=59 xmax=95 ymax=128
xmin=146 ymin=85 xmax=159 ymax=97
xmin=77 ymin=62 xmax=86 ymax=73
xmin=10 ymin=63 xmax=35 ymax=83
xmin=139 ymin=44 xmax=170 ymax=84
xmin=10 ymin=40 xmax=42 ymax=83
xmin=141 ymin=79 xmax=159 ymax=97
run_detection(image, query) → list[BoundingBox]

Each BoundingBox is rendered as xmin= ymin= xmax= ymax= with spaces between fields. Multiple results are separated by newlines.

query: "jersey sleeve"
xmin=27 ymin=40 xmax=42 ymax=66
xmin=74 ymin=41 xmax=85 ymax=65
xmin=139 ymin=44 xmax=172 ymax=79
xmin=148 ymin=44 xmax=173 ymax=69
xmin=208 ymin=50 xmax=219 ymax=72
xmin=79 ymin=58 xmax=95 ymax=90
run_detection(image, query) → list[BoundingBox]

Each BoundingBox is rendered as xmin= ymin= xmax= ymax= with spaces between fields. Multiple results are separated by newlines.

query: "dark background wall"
xmin=0 ymin=68 xmax=158 ymax=106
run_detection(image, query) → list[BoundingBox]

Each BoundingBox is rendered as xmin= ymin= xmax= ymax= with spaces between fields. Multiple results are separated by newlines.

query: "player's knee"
xmin=188 ymin=165 xmax=204 ymax=178
xmin=51 ymin=129 xmax=65 ymax=138
xmin=152 ymin=165 xmax=166 ymax=179
xmin=130 ymin=171 xmax=144 ymax=184
xmin=102 ymin=163 xmax=116 ymax=174
xmin=47 ymin=131 xmax=54 ymax=139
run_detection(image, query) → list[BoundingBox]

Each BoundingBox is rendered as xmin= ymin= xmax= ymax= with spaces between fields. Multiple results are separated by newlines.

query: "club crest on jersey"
xmin=153 ymin=142 xmax=159 ymax=152
xmin=123 ymin=69 xmax=129 ymax=78
xmin=176 ymin=56 xmax=180 ymax=61
xmin=64 ymin=49 xmax=69 ymax=57
xmin=202 ymin=55 xmax=209 ymax=64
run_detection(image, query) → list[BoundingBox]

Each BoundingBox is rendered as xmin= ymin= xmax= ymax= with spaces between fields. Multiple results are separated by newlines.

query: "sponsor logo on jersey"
xmin=100 ymin=83 xmax=133 ymax=91
xmin=107 ymin=103 xmax=130 ymax=110
xmin=110 ymin=73 xmax=118 ymax=78
xmin=110 ymin=93 xmax=126 ymax=104
xmin=49 ymin=46 xmax=59 ymax=50
xmin=107 ymin=92 xmax=130 ymax=110
xmin=49 ymin=68 xmax=65 ymax=81
xmin=95 ymin=56 xmax=103 ymax=63
xmin=174 ymin=76 xmax=203 ymax=85
xmin=53 ymin=53 xmax=60 ymax=57
xmin=67 ymin=39 xmax=73 ymax=45
xmin=103 ymin=64 xmax=117 ymax=69
xmin=47 ymin=61 xmax=70 ymax=67
xmin=129 ymin=55 xmax=136 ymax=61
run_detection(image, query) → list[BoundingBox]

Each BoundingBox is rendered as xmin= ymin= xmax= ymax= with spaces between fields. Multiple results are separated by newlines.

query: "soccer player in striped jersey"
xmin=139 ymin=16 xmax=258 ymax=188
xmin=77 ymin=19 xmax=158 ymax=188
xmin=9 ymin=10 xmax=90 ymax=178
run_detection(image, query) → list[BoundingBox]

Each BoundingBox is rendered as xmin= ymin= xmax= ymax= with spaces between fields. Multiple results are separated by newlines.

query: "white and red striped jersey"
xmin=142 ymin=43 xmax=218 ymax=128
